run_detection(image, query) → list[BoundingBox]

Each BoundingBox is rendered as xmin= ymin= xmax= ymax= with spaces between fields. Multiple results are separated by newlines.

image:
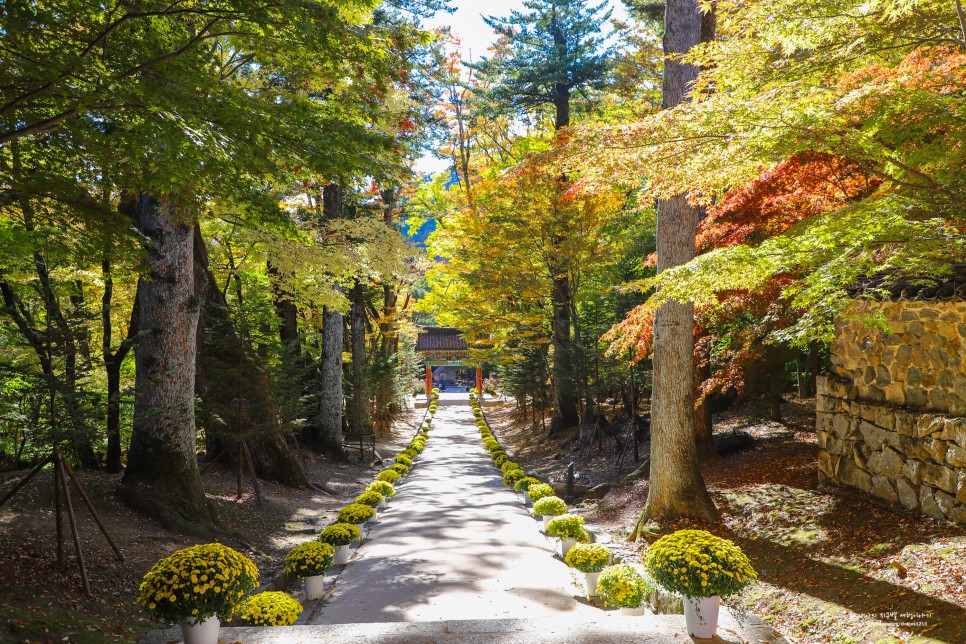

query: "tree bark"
xmin=120 ymin=194 xmax=212 ymax=529
xmin=348 ymin=282 xmax=371 ymax=436
xmin=642 ymin=0 xmax=719 ymax=525
xmin=550 ymin=272 xmax=579 ymax=433
xmin=318 ymin=183 xmax=347 ymax=460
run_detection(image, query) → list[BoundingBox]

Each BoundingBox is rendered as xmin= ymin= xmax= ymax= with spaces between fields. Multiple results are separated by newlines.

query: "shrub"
xmin=285 ymin=541 xmax=334 ymax=578
xmin=533 ymin=495 xmax=567 ymax=517
xmin=514 ymin=477 xmax=540 ymax=493
xmin=546 ymin=514 xmax=590 ymax=541
xmin=236 ymin=591 xmax=302 ymax=626
xmin=400 ymin=449 xmax=418 ymax=461
xmin=337 ymin=503 xmax=375 ymax=524
xmin=596 ymin=564 xmax=654 ymax=609
xmin=377 ymin=469 xmax=401 ymax=483
xmin=500 ymin=461 xmax=520 ymax=474
xmin=482 ymin=438 xmax=500 ymax=451
xmin=643 ymin=529 xmax=757 ymax=599
xmin=318 ymin=523 xmax=361 ymax=546
xmin=354 ymin=491 xmax=384 ymax=508
xmin=390 ymin=463 xmax=410 ymax=476
xmin=503 ymin=468 xmax=526 ymax=487
xmin=137 ymin=543 xmax=259 ymax=622
xmin=367 ymin=481 xmax=395 ymax=498
xmin=493 ymin=452 xmax=510 ymax=468
xmin=527 ymin=483 xmax=555 ymax=503
xmin=564 ymin=543 xmax=612 ymax=573
xmin=394 ymin=454 xmax=413 ymax=468
xmin=409 ymin=442 xmax=425 ymax=454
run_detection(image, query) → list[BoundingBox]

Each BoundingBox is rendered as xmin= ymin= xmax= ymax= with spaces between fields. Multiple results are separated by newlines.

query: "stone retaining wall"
xmin=817 ymin=300 xmax=966 ymax=523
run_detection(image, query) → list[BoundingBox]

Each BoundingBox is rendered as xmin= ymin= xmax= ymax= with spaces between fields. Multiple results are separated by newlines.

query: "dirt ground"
xmin=487 ymin=396 xmax=966 ymax=644
xmin=0 ymin=407 xmax=422 ymax=644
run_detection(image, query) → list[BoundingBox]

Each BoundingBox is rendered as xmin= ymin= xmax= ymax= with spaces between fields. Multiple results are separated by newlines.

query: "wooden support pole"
xmin=0 ymin=453 xmax=52 ymax=509
xmin=237 ymin=441 xmax=244 ymax=500
xmin=59 ymin=458 xmax=124 ymax=563
xmin=54 ymin=458 xmax=64 ymax=566
xmin=54 ymin=450 xmax=91 ymax=596
xmin=241 ymin=441 xmax=263 ymax=508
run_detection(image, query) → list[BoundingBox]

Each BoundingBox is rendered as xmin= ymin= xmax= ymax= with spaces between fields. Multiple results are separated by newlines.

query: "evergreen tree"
xmin=468 ymin=0 xmax=615 ymax=434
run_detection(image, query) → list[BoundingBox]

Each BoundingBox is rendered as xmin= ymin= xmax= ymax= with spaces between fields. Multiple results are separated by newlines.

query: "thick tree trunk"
xmin=550 ymin=273 xmax=579 ymax=433
xmin=319 ymin=305 xmax=346 ymax=460
xmin=348 ymin=282 xmax=371 ymax=436
xmin=642 ymin=0 xmax=719 ymax=525
xmin=120 ymin=194 xmax=212 ymax=529
xmin=317 ymin=182 xmax=347 ymax=460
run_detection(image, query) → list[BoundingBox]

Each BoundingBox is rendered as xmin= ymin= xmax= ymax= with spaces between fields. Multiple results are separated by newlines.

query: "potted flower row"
xmin=137 ymin=543 xmax=303 ymax=644
xmin=293 ymin=428 xmax=429 ymax=592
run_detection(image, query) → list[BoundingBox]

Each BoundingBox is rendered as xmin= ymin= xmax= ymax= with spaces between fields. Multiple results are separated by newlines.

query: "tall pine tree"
xmin=469 ymin=0 xmax=614 ymax=433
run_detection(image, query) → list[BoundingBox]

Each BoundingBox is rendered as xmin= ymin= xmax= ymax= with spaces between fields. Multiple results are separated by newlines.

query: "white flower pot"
xmin=559 ymin=538 xmax=577 ymax=557
xmin=619 ymin=606 xmax=645 ymax=616
xmin=684 ymin=595 xmax=720 ymax=639
xmin=353 ymin=522 xmax=365 ymax=534
xmin=542 ymin=515 xmax=552 ymax=529
xmin=304 ymin=574 xmax=325 ymax=600
xmin=335 ymin=544 xmax=350 ymax=565
xmin=180 ymin=615 xmax=219 ymax=644
xmin=584 ymin=571 xmax=600 ymax=597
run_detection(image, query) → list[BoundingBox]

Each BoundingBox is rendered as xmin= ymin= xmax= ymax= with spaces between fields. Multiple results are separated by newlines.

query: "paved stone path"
xmin=306 ymin=394 xmax=601 ymax=624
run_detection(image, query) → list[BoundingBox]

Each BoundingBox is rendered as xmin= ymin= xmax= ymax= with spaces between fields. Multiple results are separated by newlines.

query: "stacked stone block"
xmin=817 ymin=300 xmax=966 ymax=523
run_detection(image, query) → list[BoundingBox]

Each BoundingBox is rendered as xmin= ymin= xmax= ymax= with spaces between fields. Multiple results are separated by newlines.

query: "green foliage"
xmin=468 ymin=0 xmax=615 ymax=125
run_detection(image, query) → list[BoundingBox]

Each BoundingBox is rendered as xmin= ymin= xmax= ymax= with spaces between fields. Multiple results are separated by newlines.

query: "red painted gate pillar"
xmin=476 ymin=364 xmax=483 ymax=396
xmin=426 ymin=364 xmax=433 ymax=397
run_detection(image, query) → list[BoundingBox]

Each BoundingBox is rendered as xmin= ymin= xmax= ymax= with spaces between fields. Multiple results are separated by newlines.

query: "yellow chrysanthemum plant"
xmin=533 ymin=495 xmax=567 ymax=518
xmin=354 ymin=491 xmax=384 ymax=508
xmin=503 ymin=467 xmax=526 ymax=488
xmin=546 ymin=514 xmax=590 ymax=542
xmin=564 ymin=543 xmax=612 ymax=573
xmin=377 ymin=469 xmax=401 ymax=484
xmin=137 ymin=543 xmax=259 ymax=623
xmin=527 ymin=483 xmax=555 ymax=504
xmin=237 ymin=591 xmax=302 ymax=627
xmin=643 ymin=530 xmax=757 ymax=599
xmin=318 ymin=523 xmax=362 ymax=546
xmin=285 ymin=541 xmax=334 ymax=579
xmin=367 ymin=480 xmax=396 ymax=498
xmin=514 ymin=476 xmax=540 ymax=493
xmin=337 ymin=503 xmax=375 ymax=525
xmin=596 ymin=564 xmax=654 ymax=609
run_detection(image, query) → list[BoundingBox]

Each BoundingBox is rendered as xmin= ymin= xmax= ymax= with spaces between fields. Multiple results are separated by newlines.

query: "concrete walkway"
xmin=306 ymin=393 xmax=600 ymax=623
